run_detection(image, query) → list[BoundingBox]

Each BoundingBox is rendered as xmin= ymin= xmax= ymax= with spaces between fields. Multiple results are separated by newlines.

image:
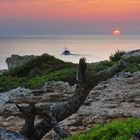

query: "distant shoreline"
xmin=0 ymin=34 xmax=140 ymax=39
xmin=0 ymin=35 xmax=140 ymax=70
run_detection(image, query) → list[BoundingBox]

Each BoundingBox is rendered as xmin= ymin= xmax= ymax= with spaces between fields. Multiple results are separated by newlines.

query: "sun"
xmin=113 ymin=30 xmax=121 ymax=36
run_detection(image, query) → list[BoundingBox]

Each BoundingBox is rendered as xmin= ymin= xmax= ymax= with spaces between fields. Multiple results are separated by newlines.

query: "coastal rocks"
xmin=122 ymin=49 xmax=140 ymax=59
xmin=0 ymin=81 xmax=73 ymax=118
xmin=42 ymin=81 xmax=75 ymax=94
xmin=0 ymin=87 xmax=31 ymax=108
xmin=0 ymin=128 xmax=27 ymax=140
xmin=59 ymin=71 xmax=140 ymax=134
xmin=0 ymin=81 xmax=73 ymax=109
xmin=6 ymin=53 xmax=51 ymax=70
xmin=121 ymin=49 xmax=140 ymax=63
xmin=0 ymin=72 xmax=140 ymax=139
xmin=0 ymin=81 xmax=75 ymax=140
xmin=6 ymin=54 xmax=37 ymax=69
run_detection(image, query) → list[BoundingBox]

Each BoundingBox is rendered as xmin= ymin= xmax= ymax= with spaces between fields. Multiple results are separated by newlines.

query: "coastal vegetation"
xmin=64 ymin=118 xmax=140 ymax=140
xmin=109 ymin=50 xmax=125 ymax=62
xmin=7 ymin=54 xmax=75 ymax=77
xmin=0 ymin=51 xmax=139 ymax=92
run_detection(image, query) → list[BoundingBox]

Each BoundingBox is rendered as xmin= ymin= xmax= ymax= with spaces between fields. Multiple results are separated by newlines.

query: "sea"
xmin=0 ymin=35 xmax=140 ymax=70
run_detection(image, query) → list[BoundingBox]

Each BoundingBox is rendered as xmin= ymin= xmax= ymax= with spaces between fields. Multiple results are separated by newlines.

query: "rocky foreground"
xmin=0 ymin=71 xmax=140 ymax=139
xmin=0 ymin=49 xmax=140 ymax=139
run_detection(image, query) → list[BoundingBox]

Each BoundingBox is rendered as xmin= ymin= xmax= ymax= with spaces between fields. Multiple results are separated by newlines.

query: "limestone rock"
xmin=122 ymin=49 xmax=140 ymax=59
xmin=0 ymin=128 xmax=27 ymax=140
xmin=0 ymin=71 xmax=140 ymax=139
xmin=42 ymin=81 xmax=75 ymax=94
xmin=0 ymin=87 xmax=31 ymax=109
xmin=6 ymin=54 xmax=37 ymax=69
xmin=0 ymin=82 xmax=73 ymax=118
xmin=59 ymin=71 xmax=140 ymax=136
xmin=121 ymin=49 xmax=140 ymax=63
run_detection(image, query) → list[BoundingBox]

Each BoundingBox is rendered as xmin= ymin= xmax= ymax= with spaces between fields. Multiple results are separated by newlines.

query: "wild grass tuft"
xmin=64 ymin=118 xmax=140 ymax=140
xmin=109 ymin=50 xmax=125 ymax=62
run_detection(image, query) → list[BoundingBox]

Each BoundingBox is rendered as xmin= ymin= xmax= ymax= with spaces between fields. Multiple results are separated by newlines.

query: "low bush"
xmin=65 ymin=118 xmax=140 ymax=140
xmin=87 ymin=60 xmax=115 ymax=76
xmin=124 ymin=63 xmax=140 ymax=73
xmin=0 ymin=74 xmax=27 ymax=92
xmin=0 ymin=51 xmax=139 ymax=92
xmin=25 ymin=68 xmax=76 ymax=89
xmin=0 ymin=59 xmax=115 ymax=92
xmin=0 ymin=68 xmax=76 ymax=92
xmin=8 ymin=54 xmax=75 ymax=77
xmin=109 ymin=50 xmax=125 ymax=62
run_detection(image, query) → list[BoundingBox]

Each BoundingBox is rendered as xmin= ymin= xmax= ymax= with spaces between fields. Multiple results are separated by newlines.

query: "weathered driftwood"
xmin=1 ymin=58 xmax=127 ymax=140
xmin=16 ymin=104 xmax=71 ymax=140
xmin=22 ymin=58 xmax=127 ymax=140
xmin=51 ymin=114 xmax=72 ymax=139
xmin=16 ymin=103 xmax=36 ymax=139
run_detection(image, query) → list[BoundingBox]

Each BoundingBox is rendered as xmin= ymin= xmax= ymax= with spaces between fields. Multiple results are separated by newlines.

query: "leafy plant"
xmin=109 ymin=50 xmax=125 ymax=62
xmin=8 ymin=54 xmax=75 ymax=77
xmin=124 ymin=63 xmax=140 ymax=73
xmin=25 ymin=68 xmax=76 ymax=89
xmin=65 ymin=118 xmax=140 ymax=140
xmin=0 ymin=51 xmax=139 ymax=92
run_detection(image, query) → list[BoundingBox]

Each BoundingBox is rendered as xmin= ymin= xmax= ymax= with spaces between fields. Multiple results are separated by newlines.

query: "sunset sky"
xmin=0 ymin=0 xmax=140 ymax=36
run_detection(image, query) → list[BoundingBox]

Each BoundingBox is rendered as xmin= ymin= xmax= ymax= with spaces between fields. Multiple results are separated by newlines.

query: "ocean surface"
xmin=0 ymin=35 xmax=140 ymax=70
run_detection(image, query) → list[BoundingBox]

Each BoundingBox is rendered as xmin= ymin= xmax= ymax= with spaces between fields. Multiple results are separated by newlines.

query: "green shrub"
xmin=8 ymin=55 xmax=75 ymax=77
xmin=25 ymin=68 xmax=76 ymax=89
xmin=0 ymin=51 xmax=139 ymax=92
xmin=109 ymin=50 xmax=125 ymax=62
xmin=87 ymin=60 xmax=115 ymax=76
xmin=124 ymin=63 xmax=140 ymax=73
xmin=0 ymin=74 xmax=27 ymax=92
xmin=0 ymin=68 xmax=76 ymax=92
xmin=65 ymin=118 xmax=140 ymax=140
xmin=124 ymin=56 xmax=140 ymax=63
xmin=0 ymin=60 xmax=117 ymax=92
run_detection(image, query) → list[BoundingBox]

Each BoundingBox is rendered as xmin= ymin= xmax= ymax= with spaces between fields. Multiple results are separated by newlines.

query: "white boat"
xmin=62 ymin=48 xmax=71 ymax=55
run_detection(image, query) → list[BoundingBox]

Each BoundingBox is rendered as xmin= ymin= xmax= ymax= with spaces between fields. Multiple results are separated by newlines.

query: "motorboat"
xmin=62 ymin=48 xmax=71 ymax=55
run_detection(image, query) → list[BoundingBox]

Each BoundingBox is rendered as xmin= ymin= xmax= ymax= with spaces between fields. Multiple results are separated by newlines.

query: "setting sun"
xmin=113 ymin=30 xmax=121 ymax=36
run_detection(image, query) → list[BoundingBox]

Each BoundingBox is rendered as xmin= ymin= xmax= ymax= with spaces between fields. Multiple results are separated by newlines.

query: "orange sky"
xmin=0 ymin=0 xmax=140 ymax=19
xmin=0 ymin=0 xmax=140 ymax=35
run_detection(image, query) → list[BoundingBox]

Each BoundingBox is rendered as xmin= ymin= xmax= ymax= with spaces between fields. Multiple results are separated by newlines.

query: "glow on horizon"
xmin=0 ymin=0 xmax=140 ymax=35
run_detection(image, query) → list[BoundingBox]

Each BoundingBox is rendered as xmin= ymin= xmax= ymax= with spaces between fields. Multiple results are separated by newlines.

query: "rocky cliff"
xmin=0 ymin=71 xmax=140 ymax=139
xmin=6 ymin=54 xmax=37 ymax=69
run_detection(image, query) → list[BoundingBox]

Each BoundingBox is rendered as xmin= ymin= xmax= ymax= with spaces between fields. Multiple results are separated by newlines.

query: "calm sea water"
xmin=0 ymin=35 xmax=140 ymax=70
